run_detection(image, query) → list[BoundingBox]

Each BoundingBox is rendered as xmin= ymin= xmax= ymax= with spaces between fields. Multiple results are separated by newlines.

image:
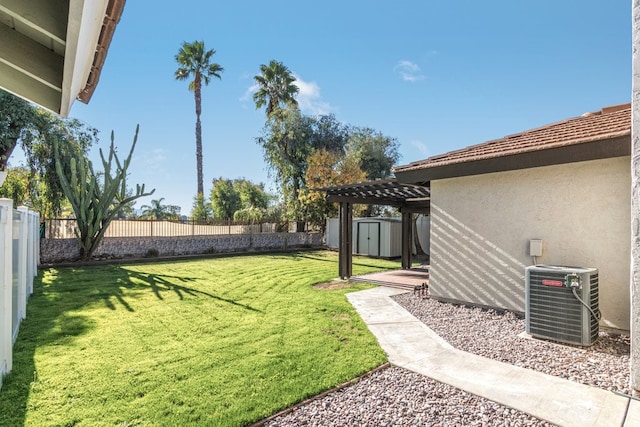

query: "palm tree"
xmin=140 ymin=198 xmax=170 ymax=220
xmin=253 ymin=60 xmax=299 ymax=120
xmin=174 ymin=40 xmax=223 ymax=197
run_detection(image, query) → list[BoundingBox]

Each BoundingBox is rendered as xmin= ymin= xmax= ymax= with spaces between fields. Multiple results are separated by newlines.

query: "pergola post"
xmin=338 ymin=202 xmax=352 ymax=279
xmin=401 ymin=211 xmax=413 ymax=269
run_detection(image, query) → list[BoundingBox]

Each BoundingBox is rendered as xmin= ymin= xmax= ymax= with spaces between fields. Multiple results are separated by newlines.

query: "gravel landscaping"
xmin=262 ymin=290 xmax=630 ymax=427
xmin=393 ymin=292 xmax=630 ymax=395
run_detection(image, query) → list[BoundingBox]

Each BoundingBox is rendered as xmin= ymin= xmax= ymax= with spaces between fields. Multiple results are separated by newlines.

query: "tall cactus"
xmin=54 ymin=125 xmax=155 ymax=260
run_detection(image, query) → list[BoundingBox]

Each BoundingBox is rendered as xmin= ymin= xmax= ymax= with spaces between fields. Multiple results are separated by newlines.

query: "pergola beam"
xmin=326 ymin=195 xmax=408 ymax=208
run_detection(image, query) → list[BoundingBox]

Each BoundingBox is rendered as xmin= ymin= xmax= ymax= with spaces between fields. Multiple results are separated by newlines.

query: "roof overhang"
xmin=0 ymin=0 xmax=125 ymax=116
xmin=395 ymin=135 xmax=630 ymax=184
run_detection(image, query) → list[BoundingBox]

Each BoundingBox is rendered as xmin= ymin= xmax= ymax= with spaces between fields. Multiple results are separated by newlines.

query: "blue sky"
xmin=62 ymin=1 xmax=631 ymax=215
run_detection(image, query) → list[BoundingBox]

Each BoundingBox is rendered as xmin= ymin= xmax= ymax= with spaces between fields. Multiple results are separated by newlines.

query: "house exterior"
xmin=393 ymin=103 xmax=631 ymax=331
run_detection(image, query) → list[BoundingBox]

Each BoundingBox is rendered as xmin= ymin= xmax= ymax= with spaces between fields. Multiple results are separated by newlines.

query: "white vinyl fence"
xmin=0 ymin=199 xmax=40 ymax=388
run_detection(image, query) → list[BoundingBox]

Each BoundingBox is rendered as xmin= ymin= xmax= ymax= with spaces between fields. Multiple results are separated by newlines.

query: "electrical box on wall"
xmin=529 ymin=239 xmax=543 ymax=257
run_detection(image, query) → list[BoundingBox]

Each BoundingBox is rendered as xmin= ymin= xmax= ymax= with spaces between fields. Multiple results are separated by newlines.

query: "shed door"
xmin=357 ymin=222 xmax=380 ymax=256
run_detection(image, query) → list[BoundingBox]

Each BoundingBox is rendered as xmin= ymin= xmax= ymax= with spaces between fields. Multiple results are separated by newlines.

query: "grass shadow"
xmin=294 ymin=252 xmax=402 ymax=270
xmin=126 ymin=269 xmax=262 ymax=313
xmin=0 ymin=263 xmax=261 ymax=425
xmin=0 ymin=303 xmax=94 ymax=425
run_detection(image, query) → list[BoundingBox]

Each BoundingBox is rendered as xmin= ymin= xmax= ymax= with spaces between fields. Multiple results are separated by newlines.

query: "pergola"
xmin=318 ymin=179 xmax=430 ymax=279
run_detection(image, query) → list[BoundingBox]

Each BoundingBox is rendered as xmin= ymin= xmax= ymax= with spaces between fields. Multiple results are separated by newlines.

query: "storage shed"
xmin=326 ymin=217 xmax=423 ymax=258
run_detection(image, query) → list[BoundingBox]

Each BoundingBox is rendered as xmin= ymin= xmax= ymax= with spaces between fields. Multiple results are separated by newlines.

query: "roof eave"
xmin=77 ymin=0 xmax=125 ymax=105
xmin=395 ymin=135 xmax=631 ymax=184
xmin=60 ymin=0 xmax=124 ymax=116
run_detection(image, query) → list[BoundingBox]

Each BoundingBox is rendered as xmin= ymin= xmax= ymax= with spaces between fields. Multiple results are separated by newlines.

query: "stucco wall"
xmin=430 ymin=156 xmax=630 ymax=331
xmin=40 ymin=232 xmax=324 ymax=264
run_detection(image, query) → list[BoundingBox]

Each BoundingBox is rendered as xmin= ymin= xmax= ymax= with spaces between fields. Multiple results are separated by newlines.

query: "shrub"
xmin=146 ymin=248 xmax=159 ymax=257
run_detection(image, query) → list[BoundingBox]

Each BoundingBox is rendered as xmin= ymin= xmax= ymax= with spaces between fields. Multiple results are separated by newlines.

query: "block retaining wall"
xmin=40 ymin=232 xmax=324 ymax=264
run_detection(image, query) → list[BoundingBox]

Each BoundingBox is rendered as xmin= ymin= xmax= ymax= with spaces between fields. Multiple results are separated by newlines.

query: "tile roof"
xmin=393 ymin=103 xmax=631 ymax=174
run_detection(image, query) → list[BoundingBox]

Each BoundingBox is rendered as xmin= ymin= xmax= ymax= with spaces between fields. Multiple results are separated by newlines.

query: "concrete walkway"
xmin=347 ymin=286 xmax=640 ymax=427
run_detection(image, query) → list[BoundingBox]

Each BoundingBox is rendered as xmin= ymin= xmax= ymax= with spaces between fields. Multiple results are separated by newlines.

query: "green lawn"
xmin=0 ymin=250 xmax=399 ymax=426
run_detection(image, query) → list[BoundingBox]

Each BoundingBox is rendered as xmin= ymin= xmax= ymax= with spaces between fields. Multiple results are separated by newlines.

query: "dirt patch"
xmin=313 ymin=281 xmax=354 ymax=290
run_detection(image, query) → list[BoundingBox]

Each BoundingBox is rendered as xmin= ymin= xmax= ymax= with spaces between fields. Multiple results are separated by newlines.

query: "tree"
xmin=298 ymin=148 xmax=367 ymax=230
xmin=346 ymin=127 xmax=400 ymax=216
xmin=30 ymin=114 xmax=98 ymax=219
xmin=253 ymin=60 xmax=299 ymax=120
xmin=140 ymin=197 xmax=180 ymax=220
xmin=210 ymin=178 xmax=240 ymax=219
xmin=140 ymin=198 xmax=167 ymax=219
xmin=54 ymin=126 xmax=154 ymax=260
xmin=174 ymin=41 xmax=223 ymax=197
xmin=346 ymin=127 xmax=400 ymax=180
xmin=0 ymin=166 xmax=29 ymax=205
xmin=167 ymin=205 xmax=181 ymax=219
xmin=263 ymin=201 xmax=288 ymax=232
xmin=308 ymin=114 xmax=350 ymax=154
xmin=191 ymin=194 xmax=213 ymax=221
xmin=233 ymin=206 xmax=263 ymax=224
xmin=234 ymin=179 xmax=269 ymax=211
xmin=210 ymin=177 xmax=269 ymax=220
xmin=256 ymin=110 xmax=314 ymax=228
xmin=256 ymin=111 xmax=403 ymax=227
xmin=0 ymin=90 xmax=37 ymax=171
xmin=0 ymin=89 xmax=97 ymax=218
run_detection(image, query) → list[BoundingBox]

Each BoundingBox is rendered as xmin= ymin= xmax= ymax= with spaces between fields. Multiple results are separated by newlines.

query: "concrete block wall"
xmin=40 ymin=232 xmax=324 ymax=263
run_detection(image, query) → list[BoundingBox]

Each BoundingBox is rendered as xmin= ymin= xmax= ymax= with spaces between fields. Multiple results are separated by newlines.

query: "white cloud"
xmin=137 ymin=148 xmax=167 ymax=172
xmin=394 ymin=60 xmax=426 ymax=82
xmin=240 ymin=74 xmax=333 ymax=115
xmin=410 ymin=140 xmax=430 ymax=157
xmin=239 ymin=82 xmax=259 ymax=104
xmin=293 ymin=75 xmax=333 ymax=115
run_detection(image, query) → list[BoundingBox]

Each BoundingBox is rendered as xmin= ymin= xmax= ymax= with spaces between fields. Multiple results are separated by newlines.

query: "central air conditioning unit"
xmin=525 ymin=265 xmax=599 ymax=346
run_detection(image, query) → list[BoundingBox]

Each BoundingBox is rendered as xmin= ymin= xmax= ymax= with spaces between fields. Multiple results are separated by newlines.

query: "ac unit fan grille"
xmin=526 ymin=268 xmax=598 ymax=346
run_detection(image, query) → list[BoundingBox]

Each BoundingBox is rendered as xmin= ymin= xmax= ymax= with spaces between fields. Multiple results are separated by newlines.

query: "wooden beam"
xmin=0 ymin=61 xmax=61 ymax=114
xmin=327 ymin=195 xmax=407 ymax=207
xmin=0 ymin=21 xmax=64 ymax=92
xmin=326 ymin=195 xmax=430 ymax=210
xmin=401 ymin=205 xmax=431 ymax=214
xmin=401 ymin=212 xmax=413 ymax=269
xmin=338 ymin=202 xmax=352 ymax=279
xmin=0 ymin=0 xmax=68 ymax=44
